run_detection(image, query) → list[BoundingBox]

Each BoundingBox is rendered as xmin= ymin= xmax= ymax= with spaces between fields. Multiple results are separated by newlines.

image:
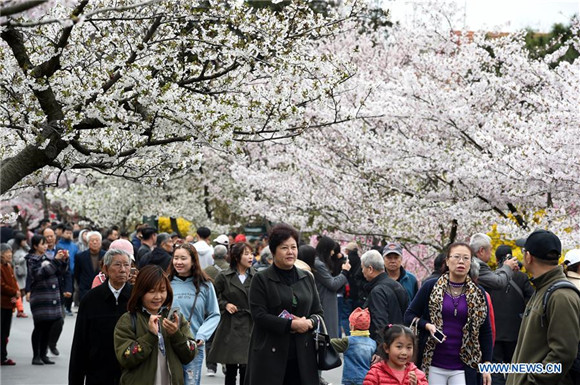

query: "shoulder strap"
xmin=188 ymin=290 xmax=200 ymax=323
xmin=508 ymin=279 xmax=525 ymax=301
xmin=541 ymin=280 xmax=580 ymax=327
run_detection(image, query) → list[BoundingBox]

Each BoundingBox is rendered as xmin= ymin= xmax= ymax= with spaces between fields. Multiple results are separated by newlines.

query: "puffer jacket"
xmin=363 ymin=361 xmax=428 ymax=385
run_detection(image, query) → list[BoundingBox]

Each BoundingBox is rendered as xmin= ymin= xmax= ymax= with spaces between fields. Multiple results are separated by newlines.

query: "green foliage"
xmin=524 ymin=18 xmax=579 ymax=66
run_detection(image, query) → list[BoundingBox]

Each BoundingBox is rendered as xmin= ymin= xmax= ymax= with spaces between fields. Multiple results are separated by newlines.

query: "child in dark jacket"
xmin=331 ymin=307 xmax=377 ymax=385
xmin=363 ymin=324 xmax=428 ymax=385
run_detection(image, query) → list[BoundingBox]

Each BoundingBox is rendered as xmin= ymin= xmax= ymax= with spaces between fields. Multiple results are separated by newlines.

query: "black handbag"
xmin=313 ymin=314 xmax=342 ymax=370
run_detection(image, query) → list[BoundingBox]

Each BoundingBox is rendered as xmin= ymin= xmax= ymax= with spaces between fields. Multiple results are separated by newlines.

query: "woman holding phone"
xmin=114 ymin=265 xmax=197 ymax=385
xmin=168 ymin=243 xmax=220 ymax=385
xmin=404 ymin=242 xmax=493 ymax=385
xmin=27 ymin=235 xmax=69 ymax=365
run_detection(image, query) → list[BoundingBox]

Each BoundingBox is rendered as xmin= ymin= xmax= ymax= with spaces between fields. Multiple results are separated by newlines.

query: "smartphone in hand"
xmin=433 ymin=329 xmax=446 ymax=343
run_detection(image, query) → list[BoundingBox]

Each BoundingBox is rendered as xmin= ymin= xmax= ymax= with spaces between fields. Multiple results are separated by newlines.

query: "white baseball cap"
xmin=564 ymin=249 xmax=580 ymax=266
xmin=214 ymin=234 xmax=229 ymax=246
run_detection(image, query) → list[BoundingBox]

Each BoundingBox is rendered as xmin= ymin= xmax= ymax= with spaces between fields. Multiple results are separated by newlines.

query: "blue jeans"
xmin=183 ymin=343 xmax=203 ymax=385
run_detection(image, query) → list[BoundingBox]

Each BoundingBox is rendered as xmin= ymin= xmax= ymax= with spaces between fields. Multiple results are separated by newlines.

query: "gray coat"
xmin=475 ymin=258 xmax=514 ymax=291
xmin=12 ymin=248 xmax=28 ymax=289
xmin=313 ymin=257 xmax=347 ymax=338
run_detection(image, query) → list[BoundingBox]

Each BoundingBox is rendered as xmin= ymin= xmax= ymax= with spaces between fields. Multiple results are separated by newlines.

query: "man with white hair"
xmin=205 ymin=244 xmax=229 ymax=281
xmin=69 ymin=248 xmax=133 ymax=385
xmin=74 ymin=231 xmax=105 ymax=301
xmin=360 ymin=250 xmax=409 ymax=341
xmin=470 ymin=233 xmax=518 ymax=291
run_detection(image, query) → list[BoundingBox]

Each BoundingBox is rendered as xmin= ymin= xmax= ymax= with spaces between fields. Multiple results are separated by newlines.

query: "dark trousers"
xmin=48 ymin=306 xmax=65 ymax=349
xmin=205 ymin=332 xmax=217 ymax=371
xmin=31 ymin=319 xmax=58 ymax=358
xmin=492 ymin=340 xmax=517 ymax=385
xmin=225 ymin=364 xmax=246 ymax=385
xmin=1 ymin=308 xmax=13 ymax=361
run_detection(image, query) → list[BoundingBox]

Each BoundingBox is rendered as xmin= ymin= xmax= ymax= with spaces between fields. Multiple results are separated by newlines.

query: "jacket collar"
xmin=567 ymin=271 xmax=580 ymax=280
xmin=102 ymin=279 xmax=132 ymax=299
xmin=215 ymin=259 xmax=229 ymax=269
xmin=263 ymin=264 xmax=307 ymax=283
xmin=365 ymin=272 xmax=391 ymax=290
xmin=225 ymin=267 xmax=255 ymax=292
xmin=398 ymin=265 xmax=407 ymax=279
xmin=530 ymin=265 xmax=566 ymax=290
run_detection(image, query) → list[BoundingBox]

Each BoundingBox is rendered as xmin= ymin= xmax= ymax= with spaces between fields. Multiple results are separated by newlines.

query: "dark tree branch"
xmin=0 ymin=0 xmax=48 ymax=17
xmin=178 ymin=61 xmax=240 ymax=85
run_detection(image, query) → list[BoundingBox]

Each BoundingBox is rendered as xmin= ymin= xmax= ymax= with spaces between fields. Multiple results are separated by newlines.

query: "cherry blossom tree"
xmin=228 ymin=6 xmax=580 ymax=250
xmin=10 ymin=2 xmax=579 ymax=255
xmin=0 ymin=0 xmax=360 ymax=194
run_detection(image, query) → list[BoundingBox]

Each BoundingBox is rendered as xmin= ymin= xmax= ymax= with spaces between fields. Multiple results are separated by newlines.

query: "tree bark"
xmin=1 ymin=138 xmax=67 ymax=194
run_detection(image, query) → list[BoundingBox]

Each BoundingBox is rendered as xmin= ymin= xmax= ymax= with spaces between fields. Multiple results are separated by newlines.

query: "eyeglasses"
xmin=449 ymin=255 xmax=471 ymax=262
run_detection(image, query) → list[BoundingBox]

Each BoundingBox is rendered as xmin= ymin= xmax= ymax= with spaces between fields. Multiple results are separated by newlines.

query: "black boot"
xmin=32 ymin=357 xmax=44 ymax=365
xmin=40 ymin=356 xmax=55 ymax=365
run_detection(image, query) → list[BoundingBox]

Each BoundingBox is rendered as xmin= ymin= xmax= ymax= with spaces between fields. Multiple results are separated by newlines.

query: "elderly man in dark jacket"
xmin=470 ymin=233 xmax=519 ymax=291
xmin=74 ymin=231 xmax=105 ymax=301
xmin=360 ymin=250 xmax=409 ymax=341
xmin=69 ymin=248 xmax=133 ymax=385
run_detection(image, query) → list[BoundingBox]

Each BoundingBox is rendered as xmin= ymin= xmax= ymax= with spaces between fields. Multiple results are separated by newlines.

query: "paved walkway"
xmin=1 ymin=301 xmax=342 ymax=384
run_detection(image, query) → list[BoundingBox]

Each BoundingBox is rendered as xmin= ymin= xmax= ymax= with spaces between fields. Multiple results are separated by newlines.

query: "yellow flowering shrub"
xmin=158 ymin=217 xmax=195 ymax=237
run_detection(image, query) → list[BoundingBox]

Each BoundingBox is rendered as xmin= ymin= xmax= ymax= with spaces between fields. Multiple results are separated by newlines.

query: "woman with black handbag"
xmin=245 ymin=224 xmax=324 ymax=385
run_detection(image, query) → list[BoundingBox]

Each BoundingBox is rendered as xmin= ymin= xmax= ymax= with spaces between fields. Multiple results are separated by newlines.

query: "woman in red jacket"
xmin=1 ymin=243 xmax=20 ymax=366
xmin=364 ymin=324 xmax=427 ymax=385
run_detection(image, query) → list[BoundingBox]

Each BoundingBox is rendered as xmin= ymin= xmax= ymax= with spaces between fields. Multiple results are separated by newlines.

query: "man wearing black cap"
xmin=506 ymin=230 xmax=580 ymax=385
xmin=490 ymin=245 xmax=534 ymax=385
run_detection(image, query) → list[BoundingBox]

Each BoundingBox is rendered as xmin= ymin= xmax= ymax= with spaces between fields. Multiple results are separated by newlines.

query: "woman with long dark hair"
xmin=168 ymin=243 xmax=220 ymax=385
xmin=208 ymin=242 xmax=255 ymax=385
xmin=27 ymin=234 xmax=68 ymax=365
xmin=313 ymin=236 xmax=350 ymax=338
xmin=114 ymin=265 xmax=197 ymax=385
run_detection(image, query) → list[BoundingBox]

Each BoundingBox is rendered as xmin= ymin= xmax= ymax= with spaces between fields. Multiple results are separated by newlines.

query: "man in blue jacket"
xmin=383 ymin=242 xmax=418 ymax=302
xmin=56 ymin=224 xmax=78 ymax=316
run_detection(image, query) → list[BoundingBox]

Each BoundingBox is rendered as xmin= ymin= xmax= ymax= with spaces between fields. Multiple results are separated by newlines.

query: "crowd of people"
xmin=1 ymin=220 xmax=580 ymax=385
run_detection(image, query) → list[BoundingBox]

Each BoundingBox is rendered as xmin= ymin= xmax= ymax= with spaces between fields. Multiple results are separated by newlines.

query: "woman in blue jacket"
xmin=169 ymin=243 xmax=220 ymax=385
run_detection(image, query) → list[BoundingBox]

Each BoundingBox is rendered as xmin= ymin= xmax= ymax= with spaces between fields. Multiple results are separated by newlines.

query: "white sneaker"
xmin=206 ymin=369 xmax=216 ymax=377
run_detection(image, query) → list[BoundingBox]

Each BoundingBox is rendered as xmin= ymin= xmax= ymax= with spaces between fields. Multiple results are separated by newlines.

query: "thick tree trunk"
xmin=1 ymin=139 xmax=66 ymax=194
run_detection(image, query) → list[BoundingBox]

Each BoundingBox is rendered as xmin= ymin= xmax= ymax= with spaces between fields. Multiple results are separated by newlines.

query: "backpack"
xmin=542 ymin=280 xmax=580 ymax=373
